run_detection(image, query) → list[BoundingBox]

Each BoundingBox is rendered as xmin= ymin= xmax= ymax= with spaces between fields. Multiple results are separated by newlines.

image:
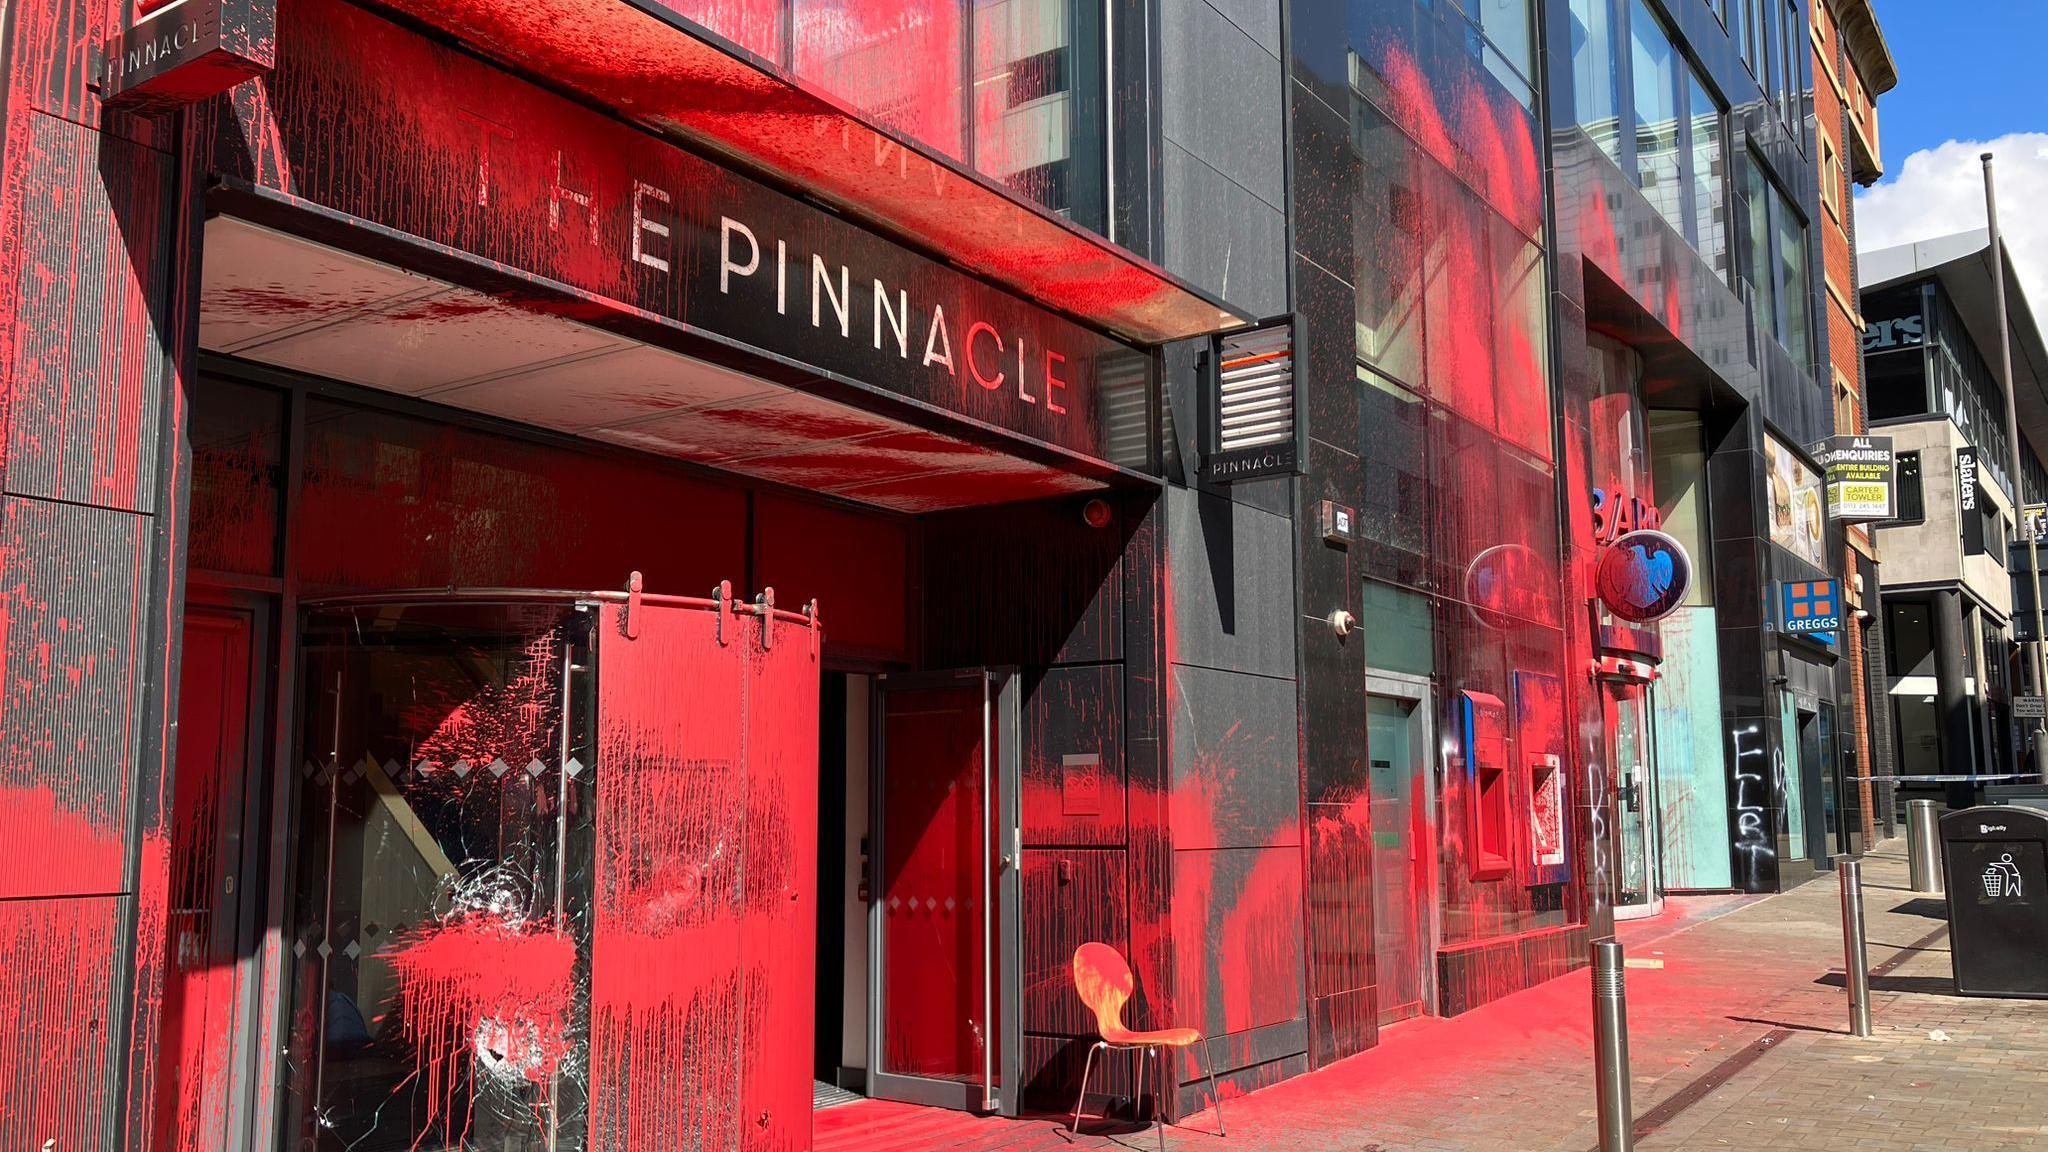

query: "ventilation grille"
xmin=1203 ymin=320 xmax=1301 ymax=482
xmin=1216 ymin=325 xmax=1294 ymax=451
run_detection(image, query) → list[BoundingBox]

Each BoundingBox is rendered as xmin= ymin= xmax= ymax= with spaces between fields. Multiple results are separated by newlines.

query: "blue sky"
xmin=1868 ymin=0 xmax=2046 ymax=167
xmin=1855 ymin=2 xmax=2048 ymax=306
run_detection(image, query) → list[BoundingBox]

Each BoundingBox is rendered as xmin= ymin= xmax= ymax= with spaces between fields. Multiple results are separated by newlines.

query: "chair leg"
xmin=1151 ymin=1047 xmax=1166 ymax=1152
xmin=1201 ymin=1035 xmax=1226 ymax=1137
xmin=1071 ymin=1041 xmax=1104 ymax=1132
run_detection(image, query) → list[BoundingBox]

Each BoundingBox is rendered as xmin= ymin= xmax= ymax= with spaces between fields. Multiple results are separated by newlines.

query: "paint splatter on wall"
xmin=1341 ymin=3 xmax=1590 ymax=1021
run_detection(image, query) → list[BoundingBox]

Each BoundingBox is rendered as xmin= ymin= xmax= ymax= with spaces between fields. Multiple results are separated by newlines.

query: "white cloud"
xmin=1854 ymin=132 xmax=2048 ymax=312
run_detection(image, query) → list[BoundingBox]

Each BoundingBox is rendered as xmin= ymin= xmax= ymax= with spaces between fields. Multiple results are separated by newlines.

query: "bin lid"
xmin=1938 ymin=805 xmax=2048 ymax=840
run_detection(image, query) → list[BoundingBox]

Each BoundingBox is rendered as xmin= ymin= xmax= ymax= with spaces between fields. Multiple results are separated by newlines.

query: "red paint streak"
xmin=589 ymin=599 xmax=818 ymax=1150
xmin=290 ymin=400 xmax=751 ymax=592
xmin=384 ymin=917 xmax=578 ymax=1142
xmin=0 ymin=898 xmax=120 ymax=1149
xmin=792 ymin=0 xmax=964 ymax=160
xmin=409 ymin=627 xmax=564 ymax=772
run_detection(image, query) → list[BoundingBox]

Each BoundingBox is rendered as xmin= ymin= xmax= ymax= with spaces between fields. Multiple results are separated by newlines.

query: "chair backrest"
xmin=1072 ymin=942 xmax=1135 ymax=1037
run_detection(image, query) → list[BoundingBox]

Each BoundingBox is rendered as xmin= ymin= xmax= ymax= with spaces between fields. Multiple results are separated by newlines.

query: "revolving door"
xmin=279 ymin=586 xmax=820 ymax=1152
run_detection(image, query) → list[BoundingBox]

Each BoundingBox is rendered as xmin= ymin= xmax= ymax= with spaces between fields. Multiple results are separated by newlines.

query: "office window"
xmin=1570 ymin=0 xmax=1623 ymax=159
xmin=1630 ymin=0 xmax=1682 ymax=232
xmin=1472 ymin=0 xmax=1538 ymax=94
xmin=1739 ymin=153 xmax=1777 ymax=347
xmin=1775 ymin=191 xmax=1813 ymax=360
xmin=1688 ymin=69 xmax=1727 ymax=280
xmin=1982 ymin=499 xmax=2009 ymax=569
xmin=792 ymin=0 xmax=1106 ymax=230
xmin=1893 ymin=451 xmax=1924 ymax=525
xmin=1749 ymin=0 xmax=1771 ymax=87
xmin=1781 ymin=0 xmax=1801 ymax=124
xmin=1833 ymin=371 xmax=1858 ymax=434
xmin=1739 ymin=151 xmax=1811 ymax=360
xmin=1820 ymin=136 xmax=1841 ymax=219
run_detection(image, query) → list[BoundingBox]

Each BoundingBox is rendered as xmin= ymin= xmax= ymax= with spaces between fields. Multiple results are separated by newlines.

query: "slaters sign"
xmin=1203 ymin=319 xmax=1302 ymax=482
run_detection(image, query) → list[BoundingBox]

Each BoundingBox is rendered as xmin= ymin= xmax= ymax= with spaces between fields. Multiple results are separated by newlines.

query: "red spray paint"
xmin=384 ymin=916 xmax=578 ymax=1141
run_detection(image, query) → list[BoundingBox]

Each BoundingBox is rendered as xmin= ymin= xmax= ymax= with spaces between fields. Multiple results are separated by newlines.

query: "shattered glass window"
xmin=281 ymin=602 xmax=596 ymax=1151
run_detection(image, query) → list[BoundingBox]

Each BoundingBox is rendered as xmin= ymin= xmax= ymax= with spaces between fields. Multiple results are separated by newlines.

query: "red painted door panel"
xmin=740 ymin=627 xmax=821 ymax=1152
xmin=591 ymin=598 xmax=820 ymax=1152
xmin=157 ymin=607 xmax=252 ymax=1152
xmin=878 ymin=684 xmax=991 ymax=1083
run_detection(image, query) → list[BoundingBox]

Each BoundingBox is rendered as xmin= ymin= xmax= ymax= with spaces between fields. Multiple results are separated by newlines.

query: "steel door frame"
xmin=163 ymin=590 xmax=276 ymax=1152
xmin=1365 ymin=669 xmax=1438 ymax=1020
xmin=866 ymin=667 xmax=1024 ymax=1115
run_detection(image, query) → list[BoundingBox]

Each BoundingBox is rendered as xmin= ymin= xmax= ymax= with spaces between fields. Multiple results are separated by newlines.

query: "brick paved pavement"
xmin=815 ymin=840 xmax=2048 ymax=1152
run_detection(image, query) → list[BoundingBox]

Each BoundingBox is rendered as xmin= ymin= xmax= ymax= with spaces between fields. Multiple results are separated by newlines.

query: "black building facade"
xmin=0 ymin=0 xmax=1858 ymax=1147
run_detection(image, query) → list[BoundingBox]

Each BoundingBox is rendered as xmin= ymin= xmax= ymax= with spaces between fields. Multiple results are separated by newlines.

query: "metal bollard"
xmin=1592 ymin=938 xmax=1634 ymax=1152
xmin=1907 ymin=799 xmax=1943 ymax=894
xmin=1838 ymin=856 xmax=1873 ymax=1038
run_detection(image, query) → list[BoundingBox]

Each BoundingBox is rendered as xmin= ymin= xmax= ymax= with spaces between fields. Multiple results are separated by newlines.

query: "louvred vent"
xmin=1203 ymin=320 xmax=1302 ymax=482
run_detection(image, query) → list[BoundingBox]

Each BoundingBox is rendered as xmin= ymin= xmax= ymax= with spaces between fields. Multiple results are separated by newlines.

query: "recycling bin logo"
xmin=1982 ymin=853 xmax=2023 ymax=899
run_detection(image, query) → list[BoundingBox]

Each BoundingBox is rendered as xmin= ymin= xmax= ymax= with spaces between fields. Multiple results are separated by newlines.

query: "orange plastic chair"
xmin=1070 ymin=942 xmax=1225 ymax=1142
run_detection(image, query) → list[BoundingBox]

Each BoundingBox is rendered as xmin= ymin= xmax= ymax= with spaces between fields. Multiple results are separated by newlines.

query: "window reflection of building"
xmin=1569 ymin=0 xmax=1623 ymax=160
xmin=1630 ymin=0 xmax=1682 ymax=234
xmin=763 ymin=0 xmax=1101 ymax=227
xmin=1346 ymin=1 xmax=1569 ymax=946
xmin=1574 ymin=1 xmax=1730 ymax=279
xmin=972 ymin=0 xmax=1076 ymax=215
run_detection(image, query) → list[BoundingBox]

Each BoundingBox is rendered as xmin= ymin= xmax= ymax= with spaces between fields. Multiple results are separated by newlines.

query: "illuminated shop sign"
xmin=1201 ymin=319 xmax=1304 ymax=483
xmin=106 ymin=0 xmax=274 ymax=105
xmin=223 ymin=0 xmax=1146 ymax=469
xmin=1811 ymin=435 xmax=1896 ymax=522
xmin=1594 ymin=529 xmax=1692 ymax=623
xmin=1780 ymin=579 xmax=1842 ymax=640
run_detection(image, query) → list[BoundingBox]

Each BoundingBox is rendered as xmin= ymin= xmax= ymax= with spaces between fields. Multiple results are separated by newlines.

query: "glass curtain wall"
xmin=1349 ymin=0 xmax=1571 ymax=944
xmin=1573 ymin=0 xmax=1728 ymax=275
xmin=666 ymin=0 xmax=1106 ymax=229
xmin=1738 ymin=151 xmax=1809 ymax=362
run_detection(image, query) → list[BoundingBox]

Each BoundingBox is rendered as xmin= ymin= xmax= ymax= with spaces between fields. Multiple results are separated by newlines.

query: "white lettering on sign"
xmin=631 ymin=182 xmax=671 ymax=273
xmin=445 ymin=117 xmax=1086 ymax=434
xmin=1862 ymin=314 xmax=1925 ymax=352
xmin=701 ymin=211 xmax=1072 ymax=421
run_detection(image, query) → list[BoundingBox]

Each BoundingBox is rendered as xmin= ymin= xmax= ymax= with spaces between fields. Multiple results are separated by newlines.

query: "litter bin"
xmin=1940 ymin=806 xmax=2048 ymax=998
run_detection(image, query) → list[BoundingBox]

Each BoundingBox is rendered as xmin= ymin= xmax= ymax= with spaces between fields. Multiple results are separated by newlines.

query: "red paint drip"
xmin=384 ymin=916 xmax=577 ymax=1142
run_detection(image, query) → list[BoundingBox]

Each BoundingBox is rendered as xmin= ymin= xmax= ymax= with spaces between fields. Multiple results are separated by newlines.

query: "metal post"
xmin=1983 ymin=153 xmax=2048 ymax=784
xmin=1838 ymin=856 xmax=1874 ymax=1038
xmin=1907 ymin=798 xmax=1944 ymax=894
xmin=1592 ymin=938 xmax=1634 ymax=1152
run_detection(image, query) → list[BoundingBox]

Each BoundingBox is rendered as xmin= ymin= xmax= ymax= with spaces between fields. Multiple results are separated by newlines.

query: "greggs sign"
xmin=217 ymin=0 xmax=1146 ymax=468
xmin=107 ymin=0 xmax=273 ymax=106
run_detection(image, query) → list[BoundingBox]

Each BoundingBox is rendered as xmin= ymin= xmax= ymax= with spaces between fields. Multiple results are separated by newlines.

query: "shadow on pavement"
xmin=1814 ymin=971 xmax=1957 ymax=995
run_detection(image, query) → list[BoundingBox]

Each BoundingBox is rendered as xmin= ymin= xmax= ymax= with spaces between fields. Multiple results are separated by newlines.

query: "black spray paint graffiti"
xmin=1730 ymin=724 xmax=1777 ymax=889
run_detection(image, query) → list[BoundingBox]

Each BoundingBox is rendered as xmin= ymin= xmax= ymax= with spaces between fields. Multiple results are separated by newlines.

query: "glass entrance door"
xmin=1609 ymin=681 xmax=1664 ymax=919
xmin=1368 ymin=691 xmax=1431 ymax=1025
xmin=868 ymin=670 xmax=1022 ymax=1115
xmin=280 ymin=602 xmax=595 ymax=1152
